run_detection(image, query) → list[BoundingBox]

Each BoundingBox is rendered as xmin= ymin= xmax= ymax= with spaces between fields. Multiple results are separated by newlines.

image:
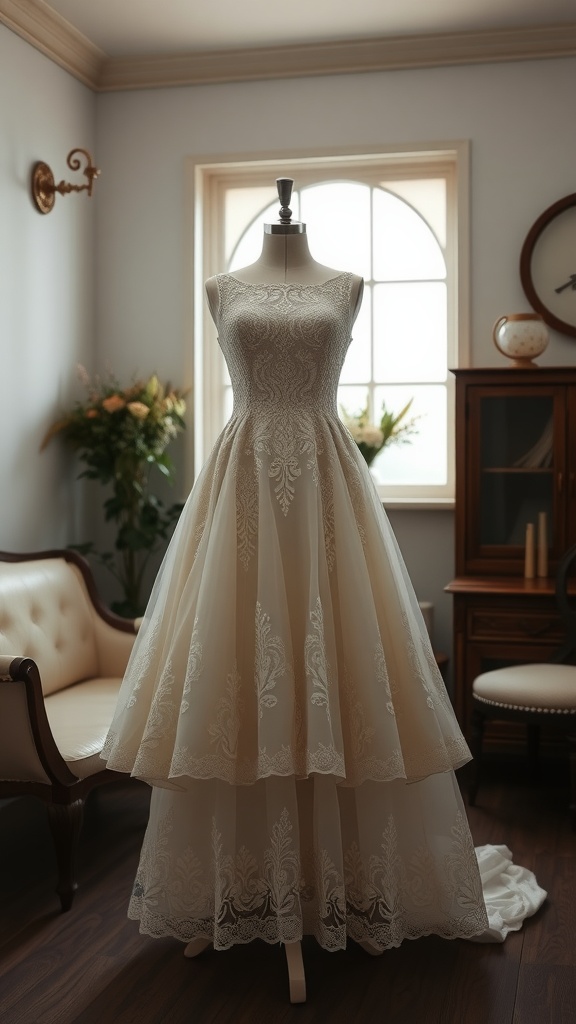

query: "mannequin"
xmin=187 ymin=179 xmax=363 ymax=1004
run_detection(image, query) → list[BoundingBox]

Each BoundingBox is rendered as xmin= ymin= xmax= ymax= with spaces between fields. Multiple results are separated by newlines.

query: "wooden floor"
xmin=1 ymin=759 xmax=574 ymax=1024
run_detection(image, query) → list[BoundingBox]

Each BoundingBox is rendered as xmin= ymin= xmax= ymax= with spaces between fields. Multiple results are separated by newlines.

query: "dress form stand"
xmin=183 ymin=936 xmax=306 ymax=1004
xmin=190 ymin=179 xmax=326 ymax=1005
xmin=284 ymin=940 xmax=306 ymax=1003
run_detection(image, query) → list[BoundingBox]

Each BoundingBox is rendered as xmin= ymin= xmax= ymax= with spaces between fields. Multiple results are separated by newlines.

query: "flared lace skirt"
xmin=102 ymin=412 xmax=470 ymax=789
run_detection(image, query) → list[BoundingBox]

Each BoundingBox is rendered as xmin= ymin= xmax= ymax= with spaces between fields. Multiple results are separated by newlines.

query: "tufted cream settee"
xmin=0 ymin=549 xmax=139 ymax=910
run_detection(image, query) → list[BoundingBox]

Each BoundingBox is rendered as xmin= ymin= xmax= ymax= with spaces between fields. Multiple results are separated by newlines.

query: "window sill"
xmin=381 ymin=497 xmax=455 ymax=511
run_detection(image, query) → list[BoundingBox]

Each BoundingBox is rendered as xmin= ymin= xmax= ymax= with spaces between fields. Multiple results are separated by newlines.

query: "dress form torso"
xmin=205 ymin=231 xmax=364 ymax=324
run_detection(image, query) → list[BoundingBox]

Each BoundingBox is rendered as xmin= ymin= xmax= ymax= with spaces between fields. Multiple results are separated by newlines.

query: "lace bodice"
xmin=214 ymin=273 xmax=356 ymax=418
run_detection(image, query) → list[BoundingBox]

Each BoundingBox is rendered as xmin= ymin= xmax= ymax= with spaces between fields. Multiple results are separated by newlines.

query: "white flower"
xmin=359 ymin=425 xmax=384 ymax=448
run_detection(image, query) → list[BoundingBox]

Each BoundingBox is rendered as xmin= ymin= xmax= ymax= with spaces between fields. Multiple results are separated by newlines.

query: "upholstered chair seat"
xmin=473 ymin=663 xmax=576 ymax=715
xmin=469 ymin=544 xmax=576 ymax=827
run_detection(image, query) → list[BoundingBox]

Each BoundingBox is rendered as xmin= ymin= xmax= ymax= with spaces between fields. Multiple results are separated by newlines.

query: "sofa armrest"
xmin=0 ymin=657 xmax=77 ymax=787
xmin=0 ymin=654 xmax=21 ymax=677
xmin=91 ymin=613 xmax=138 ymax=677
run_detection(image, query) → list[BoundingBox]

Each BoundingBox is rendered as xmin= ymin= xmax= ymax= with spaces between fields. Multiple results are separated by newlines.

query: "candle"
xmin=537 ymin=511 xmax=548 ymax=578
xmin=524 ymin=522 xmax=535 ymax=579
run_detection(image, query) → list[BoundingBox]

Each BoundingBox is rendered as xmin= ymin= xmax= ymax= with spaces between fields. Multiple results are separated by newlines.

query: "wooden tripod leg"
xmin=184 ymin=938 xmax=212 ymax=958
xmin=284 ymin=940 xmax=306 ymax=1003
xmin=567 ymin=732 xmax=576 ymax=829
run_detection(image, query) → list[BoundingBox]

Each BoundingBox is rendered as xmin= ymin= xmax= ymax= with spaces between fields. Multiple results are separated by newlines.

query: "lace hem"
xmin=128 ymin=798 xmax=489 ymax=953
xmin=128 ymin=902 xmax=303 ymax=949
xmin=102 ymin=733 xmax=470 ymax=788
xmin=128 ymin=901 xmax=488 ymax=953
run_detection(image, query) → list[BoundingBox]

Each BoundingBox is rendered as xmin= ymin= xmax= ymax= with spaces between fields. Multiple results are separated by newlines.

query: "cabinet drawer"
xmin=468 ymin=609 xmax=563 ymax=642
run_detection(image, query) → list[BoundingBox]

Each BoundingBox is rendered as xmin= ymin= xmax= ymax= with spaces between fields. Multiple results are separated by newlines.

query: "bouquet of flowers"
xmin=42 ymin=367 xmax=187 ymax=617
xmin=340 ymin=399 xmax=418 ymax=466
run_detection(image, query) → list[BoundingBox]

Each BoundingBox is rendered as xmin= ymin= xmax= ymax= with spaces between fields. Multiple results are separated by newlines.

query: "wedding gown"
xmin=102 ymin=272 xmax=545 ymax=952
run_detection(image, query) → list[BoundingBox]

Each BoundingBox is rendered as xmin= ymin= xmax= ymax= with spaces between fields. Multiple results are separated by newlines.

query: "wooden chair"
xmin=469 ymin=542 xmax=576 ymax=826
xmin=0 ymin=549 xmax=138 ymax=910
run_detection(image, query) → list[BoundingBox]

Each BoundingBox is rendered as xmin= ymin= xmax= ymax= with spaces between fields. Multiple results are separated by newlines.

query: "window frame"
xmin=187 ymin=142 xmax=470 ymax=507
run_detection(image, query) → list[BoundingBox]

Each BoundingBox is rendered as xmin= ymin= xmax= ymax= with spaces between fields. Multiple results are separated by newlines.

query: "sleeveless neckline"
xmin=219 ymin=271 xmax=351 ymax=289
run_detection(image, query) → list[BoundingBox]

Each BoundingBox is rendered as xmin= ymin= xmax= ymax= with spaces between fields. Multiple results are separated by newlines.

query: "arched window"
xmin=194 ymin=147 xmax=467 ymax=504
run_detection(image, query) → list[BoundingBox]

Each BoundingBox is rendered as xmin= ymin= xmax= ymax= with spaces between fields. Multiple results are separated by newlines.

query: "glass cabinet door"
xmin=468 ymin=387 xmax=565 ymax=570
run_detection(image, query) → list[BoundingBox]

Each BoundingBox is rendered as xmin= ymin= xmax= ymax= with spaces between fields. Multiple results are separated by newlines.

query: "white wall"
xmin=0 ymin=25 xmax=96 ymax=551
xmin=94 ymin=56 xmax=576 ymax=663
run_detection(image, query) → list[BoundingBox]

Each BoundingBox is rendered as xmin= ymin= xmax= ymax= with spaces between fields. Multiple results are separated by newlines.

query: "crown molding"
xmin=1 ymin=2 xmax=575 ymax=93
xmin=0 ymin=0 xmax=104 ymax=88
xmin=100 ymin=23 xmax=576 ymax=91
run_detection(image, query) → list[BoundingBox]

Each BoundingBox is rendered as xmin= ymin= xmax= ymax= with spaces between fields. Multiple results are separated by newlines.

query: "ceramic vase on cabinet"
xmin=492 ymin=313 xmax=549 ymax=368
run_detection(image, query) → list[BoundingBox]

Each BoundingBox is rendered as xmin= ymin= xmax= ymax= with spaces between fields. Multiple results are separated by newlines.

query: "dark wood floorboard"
xmin=0 ymin=758 xmax=574 ymax=1024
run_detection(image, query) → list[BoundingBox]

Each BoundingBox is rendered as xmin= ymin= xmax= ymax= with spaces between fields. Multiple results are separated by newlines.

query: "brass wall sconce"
xmin=31 ymin=148 xmax=100 ymax=214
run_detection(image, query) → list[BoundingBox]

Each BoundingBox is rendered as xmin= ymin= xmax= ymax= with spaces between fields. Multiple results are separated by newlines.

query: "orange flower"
xmin=85 ymin=409 xmax=99 ymax=419
xmin=102 ymin=394 xmax=126 ymax=413
xmin=127 ymin=401 xmax=150 ymax=420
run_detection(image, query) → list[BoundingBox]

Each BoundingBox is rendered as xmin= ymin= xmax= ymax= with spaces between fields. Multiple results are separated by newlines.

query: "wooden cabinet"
xmin=454 ymin=367 xmax=576 ymax=578
xmin=447 ymin=367 xmax=576 ymax=747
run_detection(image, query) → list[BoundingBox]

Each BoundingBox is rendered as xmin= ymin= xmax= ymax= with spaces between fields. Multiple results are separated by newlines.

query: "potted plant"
xmin=43 ymin=367 xmax=187 ymax=616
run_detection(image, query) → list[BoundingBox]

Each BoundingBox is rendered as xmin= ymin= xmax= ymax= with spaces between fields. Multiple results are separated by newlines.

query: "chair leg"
xmin=47 ymin=798 xmax=84 ymax=912
xmin=526 ymin=722 xmax=540 ymax=784
xmin=468 ymin=706 xmax=485 ymax=806
xmin=567 ymin=733 xmax=576 ymax=831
